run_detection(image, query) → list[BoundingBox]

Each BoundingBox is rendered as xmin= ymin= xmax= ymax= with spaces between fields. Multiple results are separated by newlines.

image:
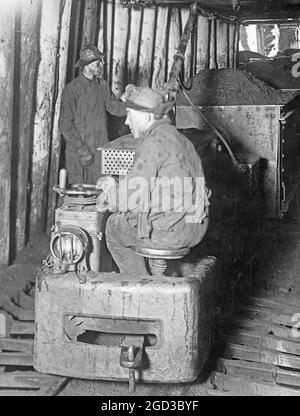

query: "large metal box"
xmin=34 ymin=259 xmax=216 ymax=383
xmin=54 ymin=205 xmax=110 ymax=272
xmin=176 ymin=102 xmax=300 ymax=218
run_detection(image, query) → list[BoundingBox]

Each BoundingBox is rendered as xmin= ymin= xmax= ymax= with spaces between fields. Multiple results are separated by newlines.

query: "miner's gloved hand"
xmin=96 ymin=191 xmax=108 ymax=213
xmin=77 ymin=144 xmax=94 ymax=167
xmin=96 ymin=176 xmax=117 ymax=212
xmin=96 ymin=176 xmax=116 ymax=193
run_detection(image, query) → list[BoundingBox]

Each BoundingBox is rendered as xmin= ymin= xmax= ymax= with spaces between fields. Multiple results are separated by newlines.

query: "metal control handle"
xmin=53 ymin=183 xmax=101 ymax=197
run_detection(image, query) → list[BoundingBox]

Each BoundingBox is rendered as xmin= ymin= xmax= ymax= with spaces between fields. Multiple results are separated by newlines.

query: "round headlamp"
xmin=50 ymin=226 xmax=89 ymax=265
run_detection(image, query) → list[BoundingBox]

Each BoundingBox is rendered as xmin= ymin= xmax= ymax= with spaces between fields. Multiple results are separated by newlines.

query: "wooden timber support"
xmin=29 ymin=0 xmax=61 ymax=237
xmin=167 ymin=8 xmax=181 ymax=88
xmin=0 ymin=4 xmax=15 ymax=265
xmin=112 ymin=1 xmax=129 ymax=96
xmin=81 ymin=0 xmax=99 ymax=46
xmin=228 ymin=22 xmax=236 ymax=68
xmin=151 ymin=7 xmax=168 ymax=89
xmin=233 ymin=22 xmax=240 ymax=68
xmin=209 ymin=17 xmax=217 ymax=69
xmin=46 ymin=0 xmax=72 ymax=232
xmin=15 ymin=0 xmax=42 ymax=254
xmin=196 ymin=15 xmax=209 ymax=70
xmin=216 ymin=20 xmax=229 ymax=68
xmin=137 ymin=7 xmax=156 ymax=87
xmin=67 ymin=0 xmax=82 ymax=82
xmin=166 ymin=2 xmax=198 ymax=94
xmin=127 ymin=6 xmax=143 ymax=85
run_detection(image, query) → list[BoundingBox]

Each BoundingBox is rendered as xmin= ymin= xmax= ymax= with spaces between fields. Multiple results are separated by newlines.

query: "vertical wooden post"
xmin=196 ymin=15 xmax=209 ymax=71
xmin=98 ymin=0 xmax=104 ymax=53
xmin=81 ymin=0 xmax=98 ymax=46
xmin=167 ymin=4 xmax=197 ymax=91
xmin=209 ymin=17 xmax=217 ymax=69
xmin=68 ymin=0 xmax=81 ymax=82
xmin=46 ymin=0 xmax=72 ymax=232
xmin=106 ymin=0 xmax=114 ymax=85
xmin=256 ymin=25 xmax=265 ymax=55
xmin=137 ymin=7 xmax=156 ymax=87
xmin=0 ymin=3 xmax=15 ymax=265
xmin=152 ymin=7 xmax=168 ymax=89
xmin=16 ymin=0 xmax=42 ymax=253
xmin=168 ymin=8 xmax=181 ymax=82
xmin=29 ymin=0 xmax=61 ymax=237
xmin=181 ymin=7 xmax=192 ymax=81
xmin=234 ymin=22 xmax=240 ymax=68
xmin=216 ymin=20 xmax=229 ymax=68
xmin=228 ymin=23 xmax=236 ymax=68
xmin=111 ymin=1 xmax=129 ymax=97
xmin=127 ymin=6 xmax=143 ymax=84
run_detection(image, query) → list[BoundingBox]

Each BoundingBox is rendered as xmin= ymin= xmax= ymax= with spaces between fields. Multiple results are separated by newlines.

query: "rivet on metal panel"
xmin=247 ymin=114 xmax=251 ymax=118
xmin=202 ymin=123 xmax=206 ymax=127
xmin=265 ymin=114 xmax=269 ymax=117
xmin=218 ymin=107 xmax=222 ymax=112
xmin=256 ymin=107 xmax=260 ymax=111
xmin=271 ymin=114 xmax=275 ymax=118
xmin=266 ymin=107 xmax=269 ymax=111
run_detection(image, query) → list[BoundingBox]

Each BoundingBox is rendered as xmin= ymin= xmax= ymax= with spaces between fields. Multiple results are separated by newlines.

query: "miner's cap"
xmin=75 ymin=45 xmax=105 ymax=68
xmin=120 ymin=84 xmax=164 ymax=113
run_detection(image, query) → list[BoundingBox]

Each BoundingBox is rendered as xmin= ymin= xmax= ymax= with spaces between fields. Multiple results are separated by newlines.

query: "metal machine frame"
xmin=176 ymin=101 xmax=300 ymax=218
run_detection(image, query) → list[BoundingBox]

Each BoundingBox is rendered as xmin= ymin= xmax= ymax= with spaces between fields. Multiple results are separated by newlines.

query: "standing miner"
xmin=58 ymin=45 xmax=126 ymax=184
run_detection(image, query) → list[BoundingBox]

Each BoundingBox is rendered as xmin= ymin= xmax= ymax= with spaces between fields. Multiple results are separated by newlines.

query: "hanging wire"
xmin=179 ymin=65 xmax=193 ymax=90
xmin=178 ymin=79 xmax=240 ymax=168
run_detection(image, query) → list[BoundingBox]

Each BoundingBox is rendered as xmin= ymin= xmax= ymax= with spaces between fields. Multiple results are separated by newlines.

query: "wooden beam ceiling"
xmin=120 ymin=0 xmax=300 ymax=20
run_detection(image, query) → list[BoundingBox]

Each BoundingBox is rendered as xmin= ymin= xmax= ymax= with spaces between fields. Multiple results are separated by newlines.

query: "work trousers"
xmin=105 ymin=212 xmax=208 ymax=275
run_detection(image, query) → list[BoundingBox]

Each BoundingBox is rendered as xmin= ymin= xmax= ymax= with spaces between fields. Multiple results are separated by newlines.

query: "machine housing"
xmin=176 ymin=99 xmax=300 ymax=218
xmin=34 ymin=258 xmax=217 ymax=383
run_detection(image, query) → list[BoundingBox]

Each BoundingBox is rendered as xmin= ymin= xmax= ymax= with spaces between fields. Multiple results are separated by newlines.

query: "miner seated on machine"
xmin=96 ymin=84 xmax=210 ymax=275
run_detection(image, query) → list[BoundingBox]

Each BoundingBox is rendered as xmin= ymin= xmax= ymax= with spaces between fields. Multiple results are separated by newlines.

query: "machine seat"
xmin=135 ymin=246 xmax=190 ymax=276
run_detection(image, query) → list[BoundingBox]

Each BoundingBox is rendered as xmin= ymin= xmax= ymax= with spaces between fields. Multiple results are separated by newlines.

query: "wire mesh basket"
xmin=97 ymin=147 xmax=135 ymax=175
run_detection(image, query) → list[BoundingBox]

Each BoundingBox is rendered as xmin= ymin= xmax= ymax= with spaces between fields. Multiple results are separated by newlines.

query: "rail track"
xmin=0 ymin=278 xmax=68 ymax=396
xmin=209 ymin=292 xmax=300 ymax=396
